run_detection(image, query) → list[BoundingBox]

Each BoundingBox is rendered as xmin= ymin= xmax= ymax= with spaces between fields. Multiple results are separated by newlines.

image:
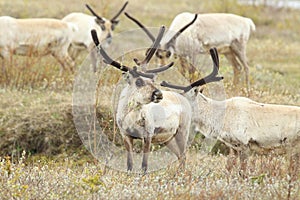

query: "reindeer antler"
xmin=165 ymin=14 xmax=198 ymax=49
xmin=125 ymin=12 xmax=197 ymax=49
xmin=86 ymin=4 xmax=105 ymax=23
xmin=91 ymin=26 xmax=171 ymax=78
xmin=111 ymin=1 xmax=129 ymax=23
xmin=124 ymin=12 xmax=155 ymax=42
xmin=145 ymin=62 xmax=174 ymax=74
xmin=160 ymin=48 xmax=224 ymax=93
xmin=128 ymin=24 xmax=174 ymax=74
xmin=133 ymin=26 xmax=165 ymax=68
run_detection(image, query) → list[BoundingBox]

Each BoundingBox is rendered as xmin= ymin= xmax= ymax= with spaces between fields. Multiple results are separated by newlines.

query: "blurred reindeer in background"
xmin=126 ymin=12 xmax=255 ymax=93
xmin=63 ymin=1 xmax=128 ymax=71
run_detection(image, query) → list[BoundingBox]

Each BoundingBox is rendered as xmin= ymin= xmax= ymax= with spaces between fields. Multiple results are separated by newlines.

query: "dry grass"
xmin=0 ymin=151 xmax=299 ymax=199
xmin=0 ymin=0 xmax=300 ymax=199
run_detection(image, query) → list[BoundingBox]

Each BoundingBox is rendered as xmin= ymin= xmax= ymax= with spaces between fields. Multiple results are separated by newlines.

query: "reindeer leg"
xmin=179 ymin=56 xmax=200 ymax=82
xmin=142 ymin=136 xmax=152 ymax=174
xmin=239 ymin=150 xmax=249 ymax=178
xmin=90 ymin=47 xmax=98 ymax=73
xmin=123 ymin=135 xmax=134 ymax=171
xmin=166 ymin=138 xmax=180 ymax=158
xmin=52 ymin=54 xmax=68 ymax=76
xmin=231 ymin=40 xmax=250 ymax=94
xmin=68 ymin=44 xmax=82 ymax=60
xmin=1 ymin=58 xmax=7 ymax=82
xmin=226 ymin=148 xmax=238 ymax=173
xmin=224 ymin=51 xmax=242 ymax=88
xmin=1 ymin=49 xmax=11 ymax=83
xmin=166 ymin=135 xmax=186 ymax=170
xmin=53 ymin=50 xmax=75 ymax=75
xmin=175 ymin=130 xmax=188 ymax=169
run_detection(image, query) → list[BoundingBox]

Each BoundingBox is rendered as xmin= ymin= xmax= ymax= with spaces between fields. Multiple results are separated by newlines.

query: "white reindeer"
xmin=62 ymin=2 xmax=128 ymax=63
xmin=161 ymin=48 xmax=300 ymax=173
xmin=0 ymin=16 xmax=77 ymax=75
xmin=91 ymin=26 xmax=192 ymax=173
xmin=125 ymin=12 xmax=255 ymax=91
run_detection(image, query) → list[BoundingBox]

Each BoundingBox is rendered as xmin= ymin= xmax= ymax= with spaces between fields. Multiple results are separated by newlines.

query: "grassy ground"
xmin=0 ymin=151 xmax=299 ymax=199
xmin=0 ymin=0 xmax=300 ymax=199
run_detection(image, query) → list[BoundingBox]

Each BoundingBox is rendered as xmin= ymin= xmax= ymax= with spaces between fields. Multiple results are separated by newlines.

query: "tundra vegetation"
xmin=0 ymin=0 xmax=299 ymax=199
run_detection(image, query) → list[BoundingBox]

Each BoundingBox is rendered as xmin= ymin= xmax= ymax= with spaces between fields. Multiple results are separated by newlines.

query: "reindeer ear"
xmin=95 ymin=19 xmax=106 ymax=31
xmin=111 ymin=19 xmax=119 ymax=25
xmin=186 ymin=88 xmax=198 ymax=99
xmin=111 ymin=20 xmax=119 ymax=31
xmin=165 ymin=42 xmax=175 ymax=54
xmin=122 ymin=72 xmax=132 ymax=84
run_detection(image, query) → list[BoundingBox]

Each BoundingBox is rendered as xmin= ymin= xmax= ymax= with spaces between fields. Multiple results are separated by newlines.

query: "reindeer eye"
xmin=166 ymin=51 xmax=171 ymax=58
xmin=135 ymin=78 xmax=145 ymax=87
xmin=156 ymin=51 xmax=163 ymax=59
xmin=100 ymin=24 xmax=106 ymax=31
xmin=111 ymin=24 xmax=115 ymax=31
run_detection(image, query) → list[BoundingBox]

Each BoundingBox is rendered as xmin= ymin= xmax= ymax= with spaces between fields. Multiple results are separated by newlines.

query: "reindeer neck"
xmin=192 ymin=93 xmax=226 ymax=139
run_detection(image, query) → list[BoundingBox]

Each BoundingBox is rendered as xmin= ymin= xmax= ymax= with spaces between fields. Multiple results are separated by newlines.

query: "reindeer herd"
xmin=0 ymin=2 xmax=128 ymax=75
xmin=1 ymin=2 xmax=299 ymax=174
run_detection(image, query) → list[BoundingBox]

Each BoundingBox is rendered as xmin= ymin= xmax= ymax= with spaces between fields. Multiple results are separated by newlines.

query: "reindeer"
xmin=62 ymin=1 xmax=128 ymax=68
xmin=91 ymin=26 xmax=192 ymax=173
xmin=125 ymin=12 xmax=255 ymax=92
xmin=0 ymin=16 xmax=77 ymax=75
xmin=161 ymin=48 xmax=300 ymax=174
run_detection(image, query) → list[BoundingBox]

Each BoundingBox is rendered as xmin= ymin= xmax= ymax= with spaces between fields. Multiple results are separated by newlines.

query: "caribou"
xmin=125 ymin=12 xmax=255 ymax=92
xmin=161 ymin=48 xmax=300 ymax=173
xmin=0 ymin=16 xmax=77 ymax=75
xmin=62 ymin=2 xmax=128 ymax=71
xmin=91 ymin=26 xmax=192 ymax=173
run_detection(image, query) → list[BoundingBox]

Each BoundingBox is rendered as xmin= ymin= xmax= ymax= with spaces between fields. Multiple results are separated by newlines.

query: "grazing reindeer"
xmin=125 ymin=12 xmax=255 ymax=91
xmin=62 ymin=1 xmax=128 ymax=71
xmin=0 ymin=16 xmax=77 ymax=75
xmin=125 ymin=12 xmax=199 ymax=82
xmin=91 ymin=26 xmax=192 ymax=173
xmin=161 ymin=48 xmax=300 ymax=174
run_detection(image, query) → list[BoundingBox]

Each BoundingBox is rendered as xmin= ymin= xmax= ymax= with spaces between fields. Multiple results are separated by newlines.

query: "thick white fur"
xmin=162 ymin=12 xmax=255 ymax=87
xmin=62 ymin=13 xmax=112 ymax=53
xmin=116 ymin=75 xmax=192 ymax=171
xmin=0 ymin=16 xmax=77 ymax=73
xmin=188 ymin=91 xmax=300 ymax=154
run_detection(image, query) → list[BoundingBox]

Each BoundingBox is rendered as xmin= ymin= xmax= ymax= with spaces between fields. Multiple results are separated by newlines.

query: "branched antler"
xmin=165 ymin=14 xmax=198 ymax=48
xmin=135 ymin=26 xmax=165 ymax=67
xmin=125 ymin=12 xmax=198 ymax=48
xmin=160 ymin=47 xmax=223 ymax=93
xmin=91 ymin=26 xmax=172 ymax=78
xmin=124 ymin=12 xmax=155 ymax=42
xmin=86 ymin=4 xmax=105 ymax=23
xmin=111 ymin=1 xmax=129 ymax=23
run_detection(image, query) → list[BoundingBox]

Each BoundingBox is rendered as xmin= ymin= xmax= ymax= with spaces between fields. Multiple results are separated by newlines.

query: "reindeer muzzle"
xmin=151 ymin=89 xmax=163 ymax=103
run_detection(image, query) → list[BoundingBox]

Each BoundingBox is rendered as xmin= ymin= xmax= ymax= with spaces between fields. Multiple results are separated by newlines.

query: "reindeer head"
xmin=86 ymin=1 xmax=128 ymax=44
xmin=124 ymin=68 xmax=162 ymax=105
xmin=125 ymin=12 xmax=197 ymax=64
xmin=91 ymin=26 xmax=174 ymax=106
